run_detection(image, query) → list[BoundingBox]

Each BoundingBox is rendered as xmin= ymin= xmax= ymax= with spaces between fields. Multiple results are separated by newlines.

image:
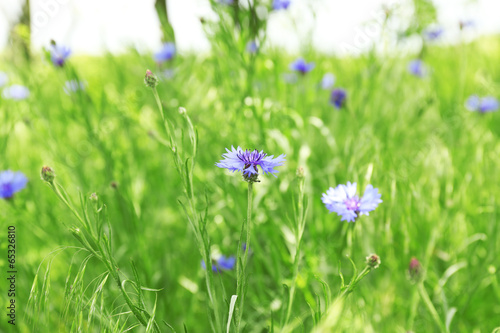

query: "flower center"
xmin=344 ymin=197 xmax=360 ymax=211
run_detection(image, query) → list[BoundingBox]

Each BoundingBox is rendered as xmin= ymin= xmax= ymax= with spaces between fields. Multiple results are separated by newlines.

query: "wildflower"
xmin=320 ymin=73 xmax=335 ymax=90
xmin=366 ymin=254 xmax=381 ymax=269
xmin=2 ymin=85 xmax=30 ymax=100
xmin=0 ymin=72 xmax=8 ymax=87
xmin=154 ymin=42 xmax=176 ymax=63
xmin=144 ymin=69 xmax=158 ymax=88
xmin=0 ymin=171 xmax=28 ymax=199
xmin=89 ymin=192 xmax=98 ymax=202
xmin=322 ymin=182 xmax=382 ymax=222
xmin=465 ymin=95 xmax=498 ymax=113
xmin=201 ymin=255 xmax=236 ymax=273
xmin=50 ymin=44 xmax=71 ymax=67
xmin=218 ymin=0 xmax=234 ymax=5
xmin=273 ymin=0 xmax=291 ymax=10
xmin=63 ymin=80 xmax=86 ymax=95
xmin=424 ymin=26 xmax=444 ymax=40
xmin=40 ymin=166 xmax=55 ymax=183
xmin=408 ymin=257 xmax=422 ymax=282
xmin=216 ymin=146 xmax=286 ymax=183
xmin=289 ymin=58 xmax=315 ymax=75
xmin=330 ymin=88 xmax=347 ymax=109
xmin=407 ymin=59 xmax=427 ymax=77
xmin=246 ymin=40 xmax=258 ymax=54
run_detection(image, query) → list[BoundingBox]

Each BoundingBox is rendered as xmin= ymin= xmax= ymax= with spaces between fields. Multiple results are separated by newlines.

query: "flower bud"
xmin=144 ymin=69 xmax=158 ymax=88
xmin=89 ymin=192 xmax=98 ymax=202
xmin=408 ymin=257 xmax=422 ymax=282
xmin=178 ymin=107 xmax=186 ymax=114
xmin=41 ymin=166 xmax=55 ymax=183
xmin=366 ymin=254 xmax=381 ymax=269
xmin=296 ymin=166 xmax=305 ymax=179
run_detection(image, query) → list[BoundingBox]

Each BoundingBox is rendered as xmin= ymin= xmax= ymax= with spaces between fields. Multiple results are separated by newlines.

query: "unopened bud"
xmin=41 ymin=166 xmax=55 ymax=183
xmin=366 ymin=254 xmax=381 ymax=269
xmin=408 ymin=257 xmax=422 ymax=282
xmin=296 ymin=166 xmax=305 ymax=179
xmin=89 ymin=192 xmax=98 ymax=202
xmin=110 ymin=181 xmax=118 ymax=189
xmin=144 ymin=69 xmax=158 ymax=88
xmin=178 ymin=107 xmax=186 ymax=114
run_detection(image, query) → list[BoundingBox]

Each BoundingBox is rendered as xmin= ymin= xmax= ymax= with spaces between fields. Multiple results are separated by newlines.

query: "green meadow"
xmin=1 ymin=30 xmax=500 ymax=332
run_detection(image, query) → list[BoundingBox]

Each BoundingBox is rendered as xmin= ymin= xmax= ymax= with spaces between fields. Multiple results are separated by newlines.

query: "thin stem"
xmin=235 ymin=182 xmax=253 ymax=332
xmin=418 ymin=283 xmax=447 ymax=333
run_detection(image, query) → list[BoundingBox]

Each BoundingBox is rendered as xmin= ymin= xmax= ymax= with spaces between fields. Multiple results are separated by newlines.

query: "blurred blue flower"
xmin=50 ymin=44 xmax=71 ymax=67
xmin=0 ymin=72 xmax=8 ymax=87
xmin=63 ymin=80 xmax=86 ymax=95
xmin=2 ymin=85 xmax=30 ymax=100
xmin=424 ymin=26 xmax=444 ymax=40
xmin=466 ymin=95 xmax=499 ymax=113
xmin=0 ymin=170 xmax=28 ymax=199
xmin=201 ymin=255 xmax=236 ymax=273
xmin=217 ymin=0 xmax=234 ymax=4
xmin=246 ymin=40 xmax=258 ymax=54
xmin=273 ymin=0 xmax=291 ymax=10
xmin=290 ymin=58 xmax=315 ymax=75
xmin=320 ymin=73 xmax=335 ymax=90
xmin=407 ymin=59 xmax=427 ymax=77
xmin=330 ymin=88 xmax=347 ymax=109
xmin=154 ymin=42 xmax=176 ymax=63
xmin=322 ymin=182 xmax=382 ymax=222
xmin=216 ymin=146 xmax=285 ymax=180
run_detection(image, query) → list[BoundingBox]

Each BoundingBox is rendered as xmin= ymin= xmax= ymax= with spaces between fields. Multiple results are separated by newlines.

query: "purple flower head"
xmin=407 ymin=59 xmax=427 ymax=77
xmin=424 ymin=26 xmax=444 ymax=40
xmin=246 ymin=40 xmax=258 ymax=54
xmin=322 ymin=182 xmax=382 ymax=222
xmin=216 ymin=146 xmax=286 ymax=183
xmin=330 ymin=88 xmax=347 ymax=109
xmin=0 ymin=72 xmax=8 ymax=88
xmin=154 ymin=42 xmax=176 ymax=63
xmin=321 ymin=73 xmax=335 ymax=90
xmin=0 ymin=171 xmax=28 ymax=199
xmin=290 ymin=58 xmax=315 ymax=75
xmin=273 ymin=0 xmax=291 ymax=10
xmin=201 ymin=255 xmax=236 ymax=273
xmin=63 ymin=80 xmax=86 ymax=95
xmin=466 ymin=95 xmax=499 ymax=113
xmin=2 ymin=85 xmax=30 ymax=100
xmin=50 ymin=44 xmax=71 ymax=67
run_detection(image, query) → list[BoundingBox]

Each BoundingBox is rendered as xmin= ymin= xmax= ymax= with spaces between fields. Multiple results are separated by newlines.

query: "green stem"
xmin=418 ymin=283 xmax=447 ymax=333
xmin=235 ymin=182 xmax=253 ymax=332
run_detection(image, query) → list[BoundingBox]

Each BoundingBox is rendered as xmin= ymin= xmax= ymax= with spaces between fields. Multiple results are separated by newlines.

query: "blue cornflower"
xmin=322 ymin=182 xmax=382 ymax=222
xmin=154 ymin=42 xmax=176 ymax=63
xmin=246 ymin=40 xmax=258 ymax=54
xmin=63 ymin=80 xmax=86 ymax=95
xmin=290 ymin=58 xmax=315 ymax=75
xmin=424 ymin=26 xmax=444 ymax=40
xmin=2 ymin=85 xmax=30 ymax=100
xmin=201 ymin=255 xmax=236 ymax=273
xmin=216 ymin=146 xmax=285 ymax=182
xmin=0 ymin=171 xmax=28 ymax=199
xmin=273 ymin=0 xmax=291 ymax=10
xmin=407 ymin=59 xmax=427 ymax=77
xmin=330 ymin=88 xmax=347 ymax=109
xmin=321 ymin=73 xmax=335 ymax=90
xmin=466 ymin=95 xmax=499 ymax=113
xmin=0 ymin=72 xmax=8 ymax=87
xmin=50 ymin=44 xmax=71 ymax=67
xmin=218 ymin=0 xmax=234 ymax=5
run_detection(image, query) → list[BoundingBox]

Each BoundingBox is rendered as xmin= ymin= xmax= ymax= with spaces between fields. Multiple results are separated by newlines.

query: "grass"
xmin=1 ymin=33 xmax=500 ymax=332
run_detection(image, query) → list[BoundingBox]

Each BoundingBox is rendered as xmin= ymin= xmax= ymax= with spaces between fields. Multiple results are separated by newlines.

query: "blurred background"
xmin=1 ymin=0 xmax=500 ymax=56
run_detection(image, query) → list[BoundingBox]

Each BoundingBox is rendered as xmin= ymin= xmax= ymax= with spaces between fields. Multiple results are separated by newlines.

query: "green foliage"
xmin=1 ymin=33 xmax=500 ymax=332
